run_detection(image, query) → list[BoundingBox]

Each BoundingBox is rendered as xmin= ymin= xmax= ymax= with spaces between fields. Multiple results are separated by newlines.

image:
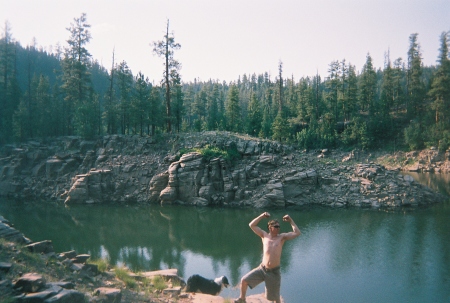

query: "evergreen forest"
xmin=1 ymin=14 xmax=450 ymax=152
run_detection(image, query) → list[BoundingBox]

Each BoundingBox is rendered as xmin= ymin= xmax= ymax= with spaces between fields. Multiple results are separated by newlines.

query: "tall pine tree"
xmin=61 ymin=13 xmax=93 ymax=136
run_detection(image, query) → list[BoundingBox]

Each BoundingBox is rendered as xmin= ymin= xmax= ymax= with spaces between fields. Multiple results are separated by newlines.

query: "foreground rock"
xmin=0 ymin=234 xmax=195 ymax=303
xmin=0 ymin=215 xmax=30 ymax=243
xmin=0 ymin=132 xmax=447 ymax=208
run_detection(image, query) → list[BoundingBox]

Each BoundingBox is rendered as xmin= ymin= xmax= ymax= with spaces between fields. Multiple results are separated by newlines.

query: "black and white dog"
xmin=185 ymin=274 xmax=230 ymax=295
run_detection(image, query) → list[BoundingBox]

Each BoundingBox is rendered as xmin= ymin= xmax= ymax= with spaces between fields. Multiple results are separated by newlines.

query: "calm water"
xmin=1 ymin=173 xmax=449 ymax=303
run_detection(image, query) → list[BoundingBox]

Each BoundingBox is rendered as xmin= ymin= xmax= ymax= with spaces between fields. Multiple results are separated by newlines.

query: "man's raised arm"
xmin=249 ymin=212 xmax=270 ymax=237
xmin=282 ymin=215 xmax=301 ymax=240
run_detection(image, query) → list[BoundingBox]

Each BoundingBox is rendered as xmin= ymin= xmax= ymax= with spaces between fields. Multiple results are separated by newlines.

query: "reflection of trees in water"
xmin=3 ymin=198 xmax=447 ymax=294
xmin=158 ymin=207 xmax=264 ymax=280
xmin=315 ymin=207 xmax=449 ymax=289
xmin=0 ymin=202 xmax=267 ymax=279
xmin=403 ymin=172 xmax=450 ymax=196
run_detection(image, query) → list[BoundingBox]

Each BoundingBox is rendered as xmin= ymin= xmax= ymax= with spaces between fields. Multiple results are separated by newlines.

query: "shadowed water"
xmin=1 ymin=174 xmax=449 ymax=302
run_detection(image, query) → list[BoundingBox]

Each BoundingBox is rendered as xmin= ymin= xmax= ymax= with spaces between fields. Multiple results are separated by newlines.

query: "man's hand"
xmin=282 ymin=215 xmax=292 ymax=223
xmin=262 ymin=212 xmax=270 ymax=218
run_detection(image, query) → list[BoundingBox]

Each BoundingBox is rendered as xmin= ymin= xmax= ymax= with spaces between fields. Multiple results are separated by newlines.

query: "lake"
xmin=0 ymin=173 xmax=449 ymax=303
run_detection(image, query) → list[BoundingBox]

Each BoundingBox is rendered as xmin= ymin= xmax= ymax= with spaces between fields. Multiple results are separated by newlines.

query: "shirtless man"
xmin=235 ymin=212 xmax=301 ymax=303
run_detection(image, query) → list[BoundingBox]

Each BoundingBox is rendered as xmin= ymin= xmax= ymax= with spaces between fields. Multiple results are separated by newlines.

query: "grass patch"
xmin=114 ymin=266 xmax=137 ymax=288
xmin=152 ymin=275 xmax=167 ymax=291
xmin=88 ymin=258 xmax=109 ymax=272
xmin=180 ymin=144 xmax=241 ymax=163
xmin=0 ymin=239 xmax=69 ymax=303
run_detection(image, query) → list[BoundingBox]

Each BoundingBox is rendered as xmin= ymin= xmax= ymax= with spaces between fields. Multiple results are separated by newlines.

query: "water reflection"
xmin=1 ymin=202 xmax=266 ymax=279
xmin=403 ymin=171 xmax=450 ymax=196
xmin=1 ymin=176 xmax=450 ymax=302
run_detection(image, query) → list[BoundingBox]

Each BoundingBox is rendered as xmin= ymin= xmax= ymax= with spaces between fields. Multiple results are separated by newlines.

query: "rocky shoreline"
xmin=0 ymin=132 xmax=450 ymax=208
xmin=0 ymin=217 xmax=276 ymax=303
xmin=0 ymin=132 xmax=448 ymax=208
xmin=0 ymin=218 xmax=198 ymax=303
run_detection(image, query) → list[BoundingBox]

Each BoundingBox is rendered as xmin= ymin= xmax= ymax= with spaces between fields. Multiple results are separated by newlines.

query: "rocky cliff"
xmin=0 ymin=132 xmax=447 ymax=208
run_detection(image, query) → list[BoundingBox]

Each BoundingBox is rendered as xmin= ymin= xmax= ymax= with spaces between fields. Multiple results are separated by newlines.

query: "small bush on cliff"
xmin=180 ymin=145 xmax=241 ymax=163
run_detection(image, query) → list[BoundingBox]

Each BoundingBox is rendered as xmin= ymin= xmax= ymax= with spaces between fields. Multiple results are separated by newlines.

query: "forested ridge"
xmin=1 ymin=14 xmax=449 ymax=153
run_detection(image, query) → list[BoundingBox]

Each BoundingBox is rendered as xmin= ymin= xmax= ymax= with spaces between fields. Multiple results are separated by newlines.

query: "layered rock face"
xmin=0 ymin=132 xmax=446 ymax=208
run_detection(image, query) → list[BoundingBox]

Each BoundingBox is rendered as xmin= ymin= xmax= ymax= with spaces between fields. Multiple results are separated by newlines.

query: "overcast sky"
xmin=1 ymin=0 xmax=449 ymax=83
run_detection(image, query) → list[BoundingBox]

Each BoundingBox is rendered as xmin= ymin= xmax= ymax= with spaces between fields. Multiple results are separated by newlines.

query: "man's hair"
xmin=267 ymin=219 xmax=279 ymax=230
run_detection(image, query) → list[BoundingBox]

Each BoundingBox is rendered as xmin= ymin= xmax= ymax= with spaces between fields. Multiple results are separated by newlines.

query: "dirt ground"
xmin=187 ymin=293 xmax=284 ymax=303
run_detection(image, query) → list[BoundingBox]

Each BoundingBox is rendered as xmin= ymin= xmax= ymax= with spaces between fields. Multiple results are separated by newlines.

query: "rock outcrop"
xmin=0 ymin=215 xmax=30 ymax=243
xmin=0 ymin=132 xmax=447 ymax=208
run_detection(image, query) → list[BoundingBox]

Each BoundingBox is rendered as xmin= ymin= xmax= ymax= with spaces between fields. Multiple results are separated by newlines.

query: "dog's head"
xmin=220 ymin=276 xmax=229 ymax=287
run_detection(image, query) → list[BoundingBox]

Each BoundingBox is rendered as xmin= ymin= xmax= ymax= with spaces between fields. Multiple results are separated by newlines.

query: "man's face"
xmin=269 ymin=223 xmax=280 ymax=234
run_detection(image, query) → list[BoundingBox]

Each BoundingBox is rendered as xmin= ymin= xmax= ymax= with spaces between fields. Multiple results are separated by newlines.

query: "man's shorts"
xmin=242 ymin=264 xmax=281 ymax=301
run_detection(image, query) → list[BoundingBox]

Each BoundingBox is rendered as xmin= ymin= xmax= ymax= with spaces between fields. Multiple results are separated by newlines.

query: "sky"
xmin=1 ymin=0 xmax=450 ymax=84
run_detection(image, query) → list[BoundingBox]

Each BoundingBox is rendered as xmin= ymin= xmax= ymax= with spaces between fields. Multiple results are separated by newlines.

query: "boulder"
xmin=0 ymin=261 xmax=12 ymax=274
xmin=79 ymin=263 xmax=99 ymax=277
xmin=0 ymin=216 xmax=30 ymax=243
xmin=148 ymin=172 xmax=169 ymax=204
xmin=58 ymin=251 xmax=77 ymax=260
xmin=43 ymin=289 xmax=85 ymax=303
xmin=13 ymin=273 xmax=46 ymax=293
xmin=71 ymin=254 xmax=90 ymax=264
xmin=65 ymin=170 xmax=113 ymax=204
xmin=45 ymin=159 xmax=63 ymax=179
xmin=93 ymin=287 xmax=122 ymax=303
xmin=17 ymin=286 xmax=61 ymax=302
xmin=26 ymin=240 xmax=54 ymax=254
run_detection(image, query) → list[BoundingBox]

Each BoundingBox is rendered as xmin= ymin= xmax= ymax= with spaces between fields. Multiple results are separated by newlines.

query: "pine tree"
xmin=380 ymin=51 xmax=394 ymax=119
xmin=35 ymin=75 xmax=52 ymax=137
xmin=207 ymin=84 xmax=220 ymax=130
xmin=286 ymin=76 xmax=298 ymax=118
xmin=429 ymin=31 xmax=450 ymax=126
xmin=193 ymin=88 xmax=207 ymax=131
xmin=277 ymin=61 xmax=284 ymax=112
xmin=296 ymin=78 xmax=311 ymax=122
xmin=171 ymin=70 xmax=183 ymax=133
xmin=260 ymin=85 xmax=274 ymax=138
xmin=0 ymin=21 xmax=21 ymax=143
xmin=104 ymin=49 xmax=117 ymax=134
xmin=182 ymin=86 xmax=195 ymax=131
xmin=132 ymin=72 xmax=151 ymax=135
xmin=272 ymin=110 xmax=290 ymax=142
xmin=116 ymin=60 xmax=133 ymax=135
xmin=346 ymin=64 xmax=358 ymax=121
xmin=359 ymin=54 xmax=377 ymax=115
xmin=61 ymin=13 xmax=93 ymax=136
xmin=407 ymin=33 xmax=425 ymax=119
xmin=149 ymin=85 xmax=163 ymax=136
xmin=246 ymin=91 xmax=262 ymax=136
xmin=225 ymin=84 xmax=241 ymax=132
xmin=151 ymin=19 xmax=181 ymax=132
xmin=326 ymin=60 xmax=340 ymax=121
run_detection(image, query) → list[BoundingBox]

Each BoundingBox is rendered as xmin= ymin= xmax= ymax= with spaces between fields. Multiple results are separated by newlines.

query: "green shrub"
xmin=114 ymin=266 xmax=137 ymax=288
xmin=179 ymin=144 xmax=241 ymax=163
xmin=438 ymin=130 xmax=450 ymax=152
xmin=88 ymin=258 xmax=109 ymax=272
xmin=404 ymin=121 xmax=424 ymax=150
xmin=152 ymin=275 xmax=167 ymax=291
